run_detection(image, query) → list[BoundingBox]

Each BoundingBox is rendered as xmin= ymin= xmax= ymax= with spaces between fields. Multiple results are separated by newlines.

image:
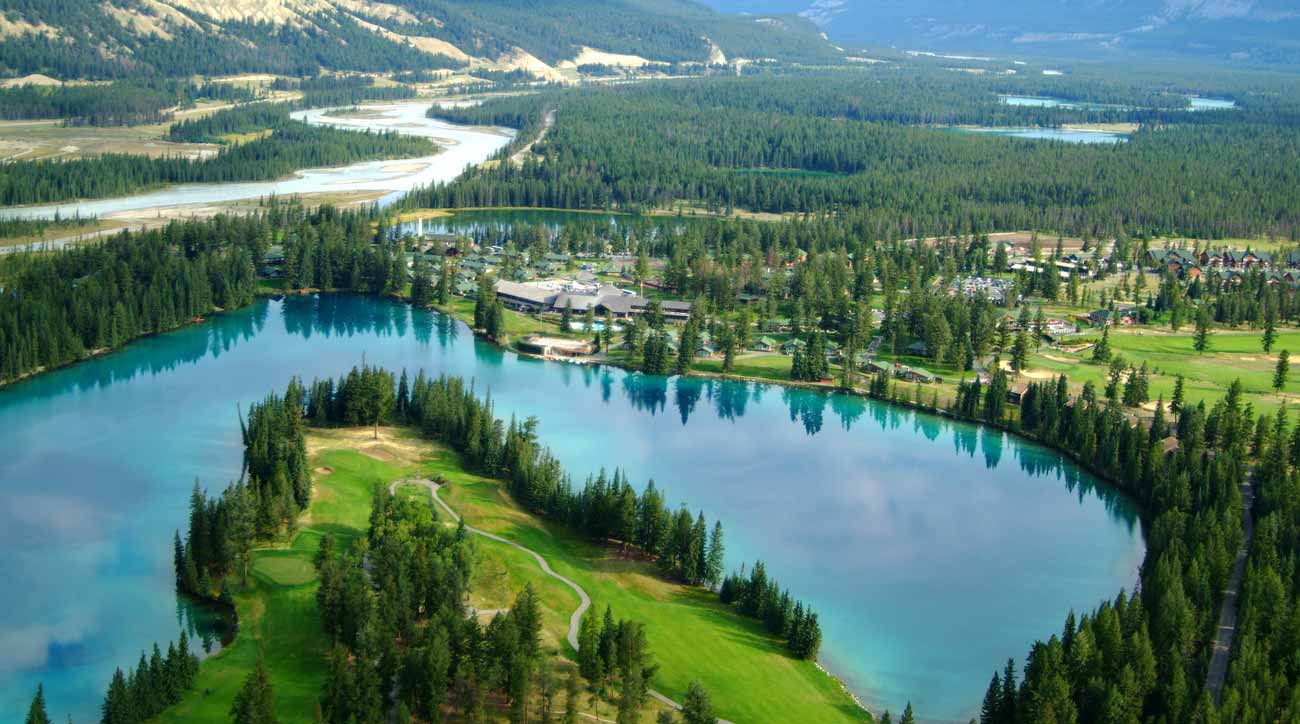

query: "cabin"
xmin=1042 ymin=319 xmax=1076 ymax=343
xmin=1160 ymin=436 xmax=1181 ymax=455
xmin=781 ymin=338 xmax=807 ymax=355
xmin=1053 ymin=259 xmax=1090 ymax=278
xmin=900 ymin=366 xmax=938 ymax=384
xmin=864 ymin=360 xmax=893 ymax=376
xmin=458 ymin=257 xmax=495 ymax=275
xmin=453 ymin=279 xmax=478 ymax=298
xmin=1227 ymin=250 xmax=1263 ymax=269
xmin=1147 ymin=249 xmax=1204 ymax=279
xmin=1007 ymin=382 xmax=1029 ymax=405
xmin=1088 ymin=310 xmax=1114 ymax=327
xmin=752 ymin=336 xmax=779 ymax=352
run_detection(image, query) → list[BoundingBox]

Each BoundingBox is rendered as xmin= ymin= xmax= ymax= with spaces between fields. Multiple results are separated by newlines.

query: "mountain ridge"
xmin=700 ymin=0 xmax=1300 ymax=67
xmin=0 ymin=0 xmax=841 ymax=80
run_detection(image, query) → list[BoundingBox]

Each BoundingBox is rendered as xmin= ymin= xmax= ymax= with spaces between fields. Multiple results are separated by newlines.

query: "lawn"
xmin=1025 ymin=327 xmax=1300 ymax=419
xmin=425 ymin=445 xmax=869 ymax=724
xmin=694 ymin=352 xmax=794 ymax=382
xmin=156 ymin=443 xmax=414 ymax=724
xmin=434 ymin=296 xmax=576 ymax=340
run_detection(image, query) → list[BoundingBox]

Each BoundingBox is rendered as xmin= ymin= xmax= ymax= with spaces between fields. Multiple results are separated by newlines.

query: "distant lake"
xmin=1188 ymin=96 xmax=1238 ymax=111
xmin=0 ymin=294 xmax=1144 ymax=722
xmin=1001 ymin=93 xmax=1236 ymax=112
xmin=948 ymin=126 xmax=1128 ymax=144
xmin=999 ymin=95 xmax=1131 ymax=111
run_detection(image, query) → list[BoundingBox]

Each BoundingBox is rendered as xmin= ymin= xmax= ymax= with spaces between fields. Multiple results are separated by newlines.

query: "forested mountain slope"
xmin=0 ymin=0 xmax=840 ymax=80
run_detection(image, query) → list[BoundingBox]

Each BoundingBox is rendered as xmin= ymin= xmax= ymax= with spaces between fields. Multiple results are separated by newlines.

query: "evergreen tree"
xmin=677 ymin=316 xmax=699 ymax=375
xmin=1193 ymin=307 xmax=1212 ymax=353
xmin=1171 ymin=374 xmax=1185 ymax=414
xmin=561 ymin=298 xmax=574 ymax=333
xmin=410 ymin=257 xmax=433 ymax=307
xmin=1011 ymin=330 xmax=1029 ymax=373
xmin=999 ymin=658 xmax=1018 ymax=723
xmin=979 ymin=673 xmax=1001 ymax=724
xmin=101 ymin=668 xmax=129 ymax=724
xmin=436 ymin=258 xmax=452 ymax=306
xmin=1274 ymin=349 xmax=1290 ymax=393
xmin=231 ymin=657 xmax=278 ymax=724
xmin=1263 ymin=312 xmax=1277 ymax=353
xmin=26 ymin=685 xmax=50 ymax=724
xmin=564 ymin=668 xmax=581 ymax=724
xmin=681 ymin=681 xmax=717 ymax=724
xmin=1092 ymin=325 xmax=1111 ymax=362
xmin=473 ymin=273 xmax=495 ymax=329
xmin=641 ymin=332 xmax=672 ymax=375
xmin=984 ymin=370 xmax=1008 ymax=423
xmin=704 ymin=522 xmax=725 ymax=589
xmin=227 ymin=482 xmax=255 ymax=586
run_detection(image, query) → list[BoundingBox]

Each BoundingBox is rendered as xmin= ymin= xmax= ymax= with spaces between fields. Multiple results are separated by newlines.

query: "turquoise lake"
xmin=0 ymin=295 xmax=1144 ymax=722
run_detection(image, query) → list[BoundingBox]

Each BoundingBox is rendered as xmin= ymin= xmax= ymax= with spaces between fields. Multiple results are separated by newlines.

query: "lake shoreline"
xmin=0 ymin=289 xmax=1145 ymax=721
xmin=0 ymin=281 xmax=1151 ymax=538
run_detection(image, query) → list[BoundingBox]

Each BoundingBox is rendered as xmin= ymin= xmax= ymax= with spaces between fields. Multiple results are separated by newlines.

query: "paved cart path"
xmin=393 ymin=479 xmax=736 ymax=723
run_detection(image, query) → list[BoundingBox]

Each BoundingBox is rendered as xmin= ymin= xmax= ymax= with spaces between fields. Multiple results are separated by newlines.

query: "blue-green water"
xmin=0 ymin=295 xmax=1144 ymax=722
xmin=950 ymin=126 xmax=1128 ymax=144
xmin=999 ymin=95 xmax=1132 ymax=111
xmin=1001 ymin=94 xmax=1236 ymax=112
xmin=1188 ymin=97 xmax=1237 ymax=111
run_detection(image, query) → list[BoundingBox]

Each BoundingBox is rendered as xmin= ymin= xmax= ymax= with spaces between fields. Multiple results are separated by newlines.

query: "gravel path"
xmin=392 ymin=479 xmax=590 ymax=649
xmin=393 ymin=479 xmax=734 ymax=723
xmin=509 ymin=108 xmax=555 ymax=165
xmin=1205 ymin=472 xmax=1256 ymax=704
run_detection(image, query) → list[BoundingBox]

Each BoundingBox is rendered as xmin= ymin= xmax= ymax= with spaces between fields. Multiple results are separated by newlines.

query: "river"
xmin=0 ymin=101 xmax=515 ymax=227
xmin=0 ymin=294 xmax=1144 ymax=722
